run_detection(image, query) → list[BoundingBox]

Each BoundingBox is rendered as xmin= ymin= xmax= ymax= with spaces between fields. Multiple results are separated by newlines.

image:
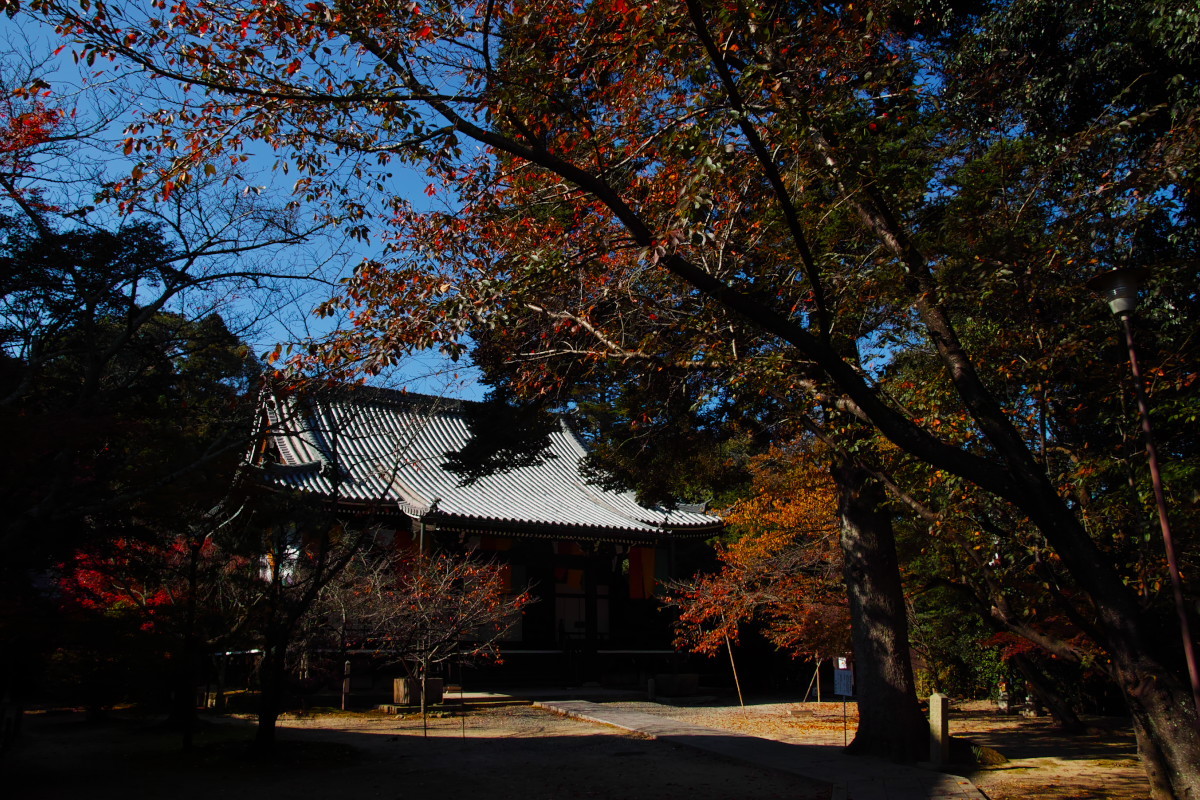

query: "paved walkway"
xmin=534 ymin=699 xmax=988 ymax=800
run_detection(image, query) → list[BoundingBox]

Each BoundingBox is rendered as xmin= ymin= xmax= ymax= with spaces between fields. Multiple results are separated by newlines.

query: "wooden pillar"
xmin=583 ymin=542 xmax=599 ymax=681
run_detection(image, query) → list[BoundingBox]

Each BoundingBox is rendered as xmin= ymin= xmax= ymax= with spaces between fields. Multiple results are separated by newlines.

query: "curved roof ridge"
xmin=307 ymin=382 xmax=473 ymax=412
xmin=252 ymin=384 xmax=723 ymax=539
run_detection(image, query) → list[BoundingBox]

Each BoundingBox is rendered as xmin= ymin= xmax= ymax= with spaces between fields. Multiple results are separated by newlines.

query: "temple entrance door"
xmin=553 ymin=542 xmax=614 ymax=681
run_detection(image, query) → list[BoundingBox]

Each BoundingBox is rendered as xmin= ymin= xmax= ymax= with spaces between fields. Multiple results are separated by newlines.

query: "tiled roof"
xmin=252 ymin=386 xmax=722 ymax=540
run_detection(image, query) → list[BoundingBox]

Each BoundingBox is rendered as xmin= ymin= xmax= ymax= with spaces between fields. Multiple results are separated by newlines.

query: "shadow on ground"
xmin=961 ymin=715 xmax=1137 ymax=761
xmin=946 ymin=709 xmax=1146 ymax=800
xmin=5 ymin=707 xmax=829 ymax=800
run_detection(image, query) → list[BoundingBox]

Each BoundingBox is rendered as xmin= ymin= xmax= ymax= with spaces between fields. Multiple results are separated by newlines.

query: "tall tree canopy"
xmin=0 ymin=54 xmax=332 ymax=561
xmin=19 ymin=0 xmax=1199 ymax=792
xmin=0 ymin=53 xmax=338 ymax=739
xmin=0 ymin=216 xmax=263 ymax=564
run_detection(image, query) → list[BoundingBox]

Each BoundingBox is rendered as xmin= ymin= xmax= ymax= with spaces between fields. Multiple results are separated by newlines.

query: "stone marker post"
xmin=929 ymin=692 xmax=950 ymax=766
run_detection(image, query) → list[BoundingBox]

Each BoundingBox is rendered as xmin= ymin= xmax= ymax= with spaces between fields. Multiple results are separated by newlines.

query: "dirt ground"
xmin=6 ymin=705 xmax=828 ymax=800
xmin=5 ymin=698 xmax=1148 ymax=800
xmin=615 ymin=697 xmax=1148 ymax=800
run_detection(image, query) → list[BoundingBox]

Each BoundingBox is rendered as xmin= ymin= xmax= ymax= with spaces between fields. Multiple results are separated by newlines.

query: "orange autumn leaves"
xmin=666 ymin=447 xmax=850 ymax=660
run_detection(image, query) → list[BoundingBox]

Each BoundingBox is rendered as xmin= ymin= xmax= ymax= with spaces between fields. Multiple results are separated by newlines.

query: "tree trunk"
xmin=1008 ymin=653 xmax=1084 ymax=733
xmin=420 ymin=669 xmax=428 ymax=736
xmin=1130 ymin=710 xmax=1178 ymax=800
xmin=169 ymin=537 xmax=203 ymax=751
xmin=1084 ymin=598 xmax=1199 ymax=798
xmin=253 ymin=643 xmax=286 ymax=756
xmin=168 ymin=647 xmax=199 ymax=746
xmin=1018 ymin=491 xmax=1200 ymax=800
xmin=832 ymin=457 xmax=926 ymax=762
xmin=1009 ymin=653 xmax=1084 ymax=733
xmin=1117 ymin=660 xmax=1200 ymax=800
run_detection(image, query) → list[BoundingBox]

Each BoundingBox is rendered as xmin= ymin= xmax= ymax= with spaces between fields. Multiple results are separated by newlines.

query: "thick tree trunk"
xmin=253 ymin=643 xmax=286 ymax=756
xmin=832 ymin=458 xmax=927 ymax=762
xmin=167 ymin=647 xmax=199 ymax=747
xmin=1018 ymin=492 xmax=1200 ymax=800
xmin=169 ymin=539 xmax=202 ymax=751
xmin=1117 ymin=660 xmax=1200 ymax=800
xmin=1130 ymin=710 xmax=1179 ymax=800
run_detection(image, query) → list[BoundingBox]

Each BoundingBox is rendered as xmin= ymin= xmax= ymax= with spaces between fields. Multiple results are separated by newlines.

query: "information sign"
xmin=834 ymin=663 xmax=854 ymax=696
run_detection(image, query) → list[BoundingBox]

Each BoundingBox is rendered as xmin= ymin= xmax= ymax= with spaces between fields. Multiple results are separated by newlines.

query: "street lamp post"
xmin=1088 ymin=267 xmax=1200 ymax=723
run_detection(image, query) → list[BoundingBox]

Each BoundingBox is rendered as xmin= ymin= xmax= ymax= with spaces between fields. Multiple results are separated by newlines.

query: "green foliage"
xmin=910 ymin=586 xmax=1007 ymax=699
xmin=440 ymin=386 xmax=562 ymax=485
xmin=0 ymin=215 xmax=266 ymax=715
xmin=23 ymin=0 xmax=1200 ymax=782
xmin=0 ymin=217 xmax=260 ymax=565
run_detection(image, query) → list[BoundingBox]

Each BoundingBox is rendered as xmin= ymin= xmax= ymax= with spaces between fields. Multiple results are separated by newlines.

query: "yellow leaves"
xmin=665 ymin=445 xmax=848 ymax=659
xmin=724 ymin=446 xmax=838 ymax=552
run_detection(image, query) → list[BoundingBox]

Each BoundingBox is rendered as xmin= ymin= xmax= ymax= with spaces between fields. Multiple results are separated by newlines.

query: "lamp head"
xmin=1087 ymin=267 xmax=1148 ymax=317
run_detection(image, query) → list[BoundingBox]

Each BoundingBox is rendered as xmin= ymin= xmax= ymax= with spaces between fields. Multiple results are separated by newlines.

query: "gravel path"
xmin=8 ymin=700 xmax=1149 ymax=800
xmin=601 ymin=698 xmax=861 ymax=748
xmin=587 ymin=697 xmax=1148 ymax=800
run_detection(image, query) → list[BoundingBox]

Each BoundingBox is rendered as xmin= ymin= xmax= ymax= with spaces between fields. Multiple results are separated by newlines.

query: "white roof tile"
xmin=255 ymin=387 xmax=722 ymax=539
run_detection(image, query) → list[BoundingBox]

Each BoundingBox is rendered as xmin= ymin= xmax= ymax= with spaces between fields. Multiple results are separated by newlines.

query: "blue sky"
xmin=2 ymin=14 xmax=486 ymax=400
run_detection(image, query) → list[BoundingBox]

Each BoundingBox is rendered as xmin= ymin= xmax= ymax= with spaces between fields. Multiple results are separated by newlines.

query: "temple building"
xmin=247 ymin=385 xmax=722 ymax=683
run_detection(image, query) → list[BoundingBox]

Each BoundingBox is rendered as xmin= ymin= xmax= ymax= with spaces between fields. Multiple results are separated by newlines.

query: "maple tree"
xmin=1 ymin=135 xmax=317 ymax=573
xmin=0 ymin=46 xmax=333 ymax=713
xmin=55 ymin=514 xmax=256 ymax=734
xmin=329 ymin=548 xmax=533 ymax=723
xmin=20 ymin=0 xmax=1200 ymax=789
xmin=0 ymin=79 xmax=326 ymax=745
xmin=0 ymin=45 xmax=366 ymax=755
xmin=228 ymin=494 xmax=383 ymax=752
xmin=23 ymin=302 xmax=264 ymax=740
xmin=0 ymin=101 xmax=58 ymax=208
xmin=52 ymin=489 xmax=384 ymax=751
xmin=0 ymin=287 xmax=262 ymax=738
xmin=665 ymin=447 xmax=850 ymax=662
